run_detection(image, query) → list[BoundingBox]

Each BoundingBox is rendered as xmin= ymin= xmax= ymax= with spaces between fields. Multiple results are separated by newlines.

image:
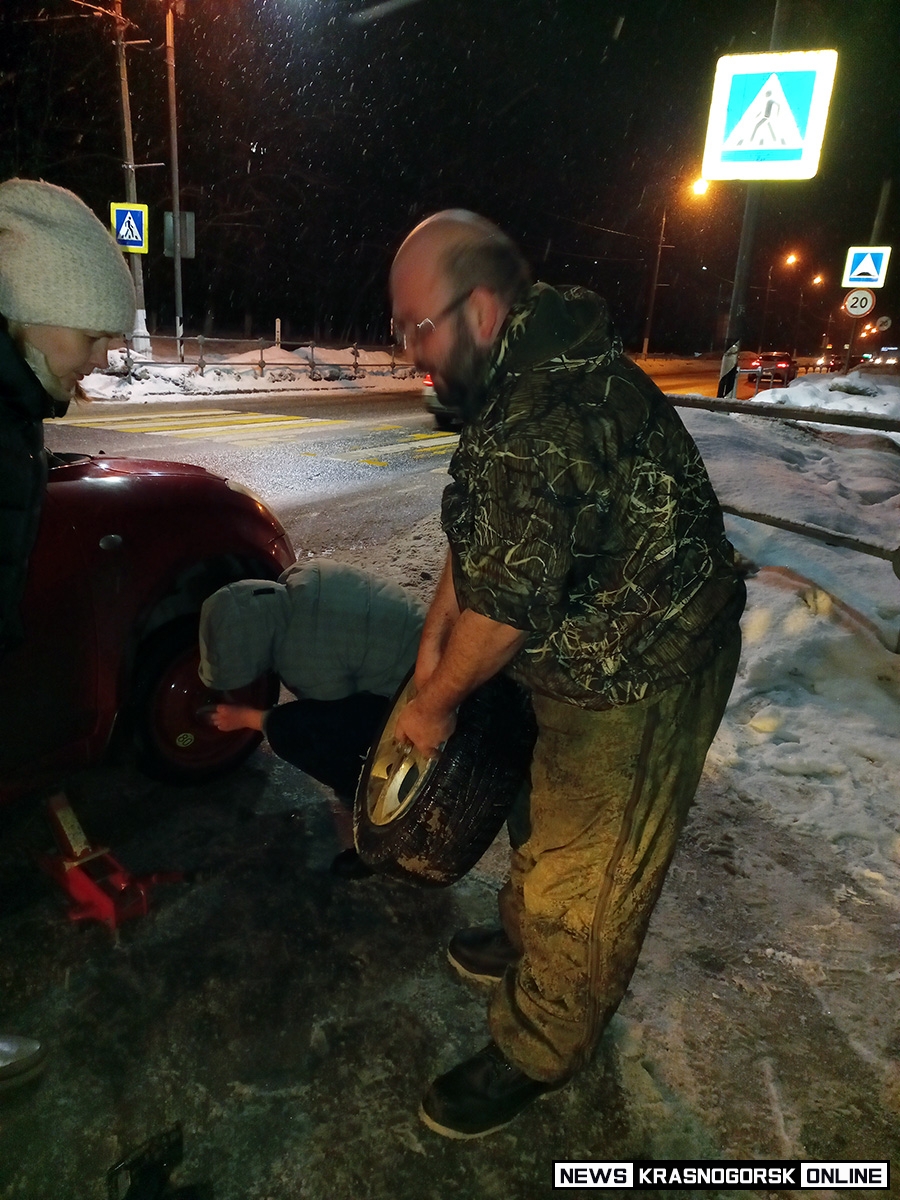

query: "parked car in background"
xmin=423 ymin=373 xmax=462 ymax=431
xmin=0 ymin=453 xmax=294 ymax=801
xmin=816 ymin=353 xmax=843 ymax=372
xmin=747 ymin=351 xmax=798 ymax=386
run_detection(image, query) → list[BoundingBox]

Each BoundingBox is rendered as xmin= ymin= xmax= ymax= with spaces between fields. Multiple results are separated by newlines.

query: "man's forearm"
xmin=395 ymin=547 xmax=527 ymax=756
xmin=414 ymin=550 xmax=461 ymax=688
xmin=417 ymin=608 xmax=525 ymax=716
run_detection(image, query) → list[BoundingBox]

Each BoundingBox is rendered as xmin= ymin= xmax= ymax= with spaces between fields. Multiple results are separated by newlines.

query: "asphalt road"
xmin=46 ymin=389 xmax=453 ymax=556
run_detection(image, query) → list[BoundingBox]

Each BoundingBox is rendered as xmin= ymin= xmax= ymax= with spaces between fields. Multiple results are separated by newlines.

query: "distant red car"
xmin=0 ymin=454 xmax=294 ymax=800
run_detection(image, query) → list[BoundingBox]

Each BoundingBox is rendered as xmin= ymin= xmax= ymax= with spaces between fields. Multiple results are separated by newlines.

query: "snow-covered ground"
xmin=680 ymin=368 xmax=900 ymax=910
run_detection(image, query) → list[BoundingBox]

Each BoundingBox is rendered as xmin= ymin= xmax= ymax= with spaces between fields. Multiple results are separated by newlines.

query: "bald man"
xmin=390 ymin=211 xmax=745 ymax=1138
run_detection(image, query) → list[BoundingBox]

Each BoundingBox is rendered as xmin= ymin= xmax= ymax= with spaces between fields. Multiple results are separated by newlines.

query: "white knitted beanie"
xmin=0 ymin=178 xmax=136 ymax=334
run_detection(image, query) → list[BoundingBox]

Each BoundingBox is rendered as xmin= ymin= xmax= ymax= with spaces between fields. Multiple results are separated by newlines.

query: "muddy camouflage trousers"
xmin=489 ymin=628 xmax=742 ymax=1083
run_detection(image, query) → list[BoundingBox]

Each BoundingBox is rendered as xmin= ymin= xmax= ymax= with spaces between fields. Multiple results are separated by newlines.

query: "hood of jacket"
xmin=486 ymin=282 xmax=623 ymax=391
xmin=198 ymin=561 xmax=425 ymax=700
xmin=198 ymin=580 xmax=291 ymax=690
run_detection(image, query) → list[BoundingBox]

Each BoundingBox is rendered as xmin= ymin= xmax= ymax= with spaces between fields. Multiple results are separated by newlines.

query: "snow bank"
xmin=84 ymin=346 xmax=420 ymax=402
xmin=713 ymin=574 xmax=900 ymax=907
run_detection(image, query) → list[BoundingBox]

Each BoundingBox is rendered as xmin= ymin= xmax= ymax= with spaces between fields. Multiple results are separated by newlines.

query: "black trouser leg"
xmin=263 ymin=693 xmax=390 ymax=805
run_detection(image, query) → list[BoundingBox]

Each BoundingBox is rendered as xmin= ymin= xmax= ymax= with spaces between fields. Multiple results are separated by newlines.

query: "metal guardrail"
xmin=121 ymin=335 xmax=411 ymax=381
xmin=718 ymin=504 xmax=900 ymax=580
xmin=666 ymin=391 xmax=900 ymax=588
xmin=670 ymin=392 xmax=900 ymax=435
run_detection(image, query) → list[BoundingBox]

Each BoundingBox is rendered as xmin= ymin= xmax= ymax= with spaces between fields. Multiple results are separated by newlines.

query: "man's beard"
xmin=433 ymin=313 xmax=493 ymax=422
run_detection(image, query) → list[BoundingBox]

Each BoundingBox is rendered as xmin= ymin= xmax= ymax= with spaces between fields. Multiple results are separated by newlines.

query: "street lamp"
xmin=111 ymin=0 xmax=152 ymax=354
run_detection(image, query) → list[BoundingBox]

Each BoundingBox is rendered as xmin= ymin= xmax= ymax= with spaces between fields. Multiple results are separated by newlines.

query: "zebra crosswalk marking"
xmin=47 ymin=407 xmax=457 ymax=459
xmin=332 ymin=433 xmax=457 ymax=462
xmin=50 ymin=409 xmax=343 ymax=433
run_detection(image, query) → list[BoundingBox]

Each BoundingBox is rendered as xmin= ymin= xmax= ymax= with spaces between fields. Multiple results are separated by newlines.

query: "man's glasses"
xmin=391 ymin=289 xmax=473 ymax=351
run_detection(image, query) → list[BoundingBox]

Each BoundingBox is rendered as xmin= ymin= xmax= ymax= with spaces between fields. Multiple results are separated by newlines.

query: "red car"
xmin=0 ymin=453 xmax=294 ymax=800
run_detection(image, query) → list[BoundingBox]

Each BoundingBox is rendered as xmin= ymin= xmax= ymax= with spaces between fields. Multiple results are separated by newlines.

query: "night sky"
xmin=2 ymin=0 xmax=898 ymax=351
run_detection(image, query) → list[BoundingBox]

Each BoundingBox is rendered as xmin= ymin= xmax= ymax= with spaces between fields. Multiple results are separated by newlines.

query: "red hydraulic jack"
xmin=39 ymin=793 xmax=184 ymax=930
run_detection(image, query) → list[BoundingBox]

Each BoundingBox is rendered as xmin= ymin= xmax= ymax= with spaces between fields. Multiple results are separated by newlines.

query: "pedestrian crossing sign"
xmin=842 ymin=246 xmax=891 ymax=289
xmin=701 ymin=50 xmax=838 ymax=180
xmin=110 ymin=202 xmax=149 ymax=254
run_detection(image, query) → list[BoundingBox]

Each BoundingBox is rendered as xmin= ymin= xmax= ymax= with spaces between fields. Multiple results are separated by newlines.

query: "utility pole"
xmin=641 ymin=208 xmax=668 ymax=359
xmin=165 ymin=0 xmax=185 ymax=362
xmin=758 ymin=263 xmax=774 ymax=353
xmin=842 ymin=179 xmax=893 ymax=373
xmin=112 ymin=0 xmax=151 ymax=354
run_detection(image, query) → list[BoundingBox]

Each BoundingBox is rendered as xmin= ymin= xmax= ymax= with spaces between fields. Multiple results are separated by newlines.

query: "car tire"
xmin=128 ymin=616 xmax=278 ymax=785
xmin=353 ymin=671 xmax=537 ymax=887
xmin=433 ymin=412 xmax=458 ymax=432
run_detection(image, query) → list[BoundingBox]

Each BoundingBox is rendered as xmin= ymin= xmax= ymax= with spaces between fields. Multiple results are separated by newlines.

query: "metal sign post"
xmin=842 ymin=289 xmax=876 ymax=374
xmin=165 ymin=1 xmax=185 ymax=363
xmin=112 ymin=0 xmax=152 ymax=355
xmin=702 ymin=24 xmax=839 ymax=397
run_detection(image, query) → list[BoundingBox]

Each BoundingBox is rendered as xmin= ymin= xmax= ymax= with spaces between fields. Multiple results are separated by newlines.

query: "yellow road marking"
xmin=334 ymin=433 xmax=458 ymax=461
xmin=50 ymin=409 xmax=344 ymax=434
xmin=48 ymin=407 xmax=457 ymax=461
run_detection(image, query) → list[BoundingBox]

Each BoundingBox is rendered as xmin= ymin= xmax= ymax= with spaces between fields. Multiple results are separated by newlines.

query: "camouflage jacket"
xmin=442 ymin=283 xmax=744 ymax=709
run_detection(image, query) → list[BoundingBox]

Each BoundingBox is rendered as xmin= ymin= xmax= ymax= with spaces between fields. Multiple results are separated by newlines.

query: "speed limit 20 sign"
xmin=844 ymin=288 xmax=876 ymax=317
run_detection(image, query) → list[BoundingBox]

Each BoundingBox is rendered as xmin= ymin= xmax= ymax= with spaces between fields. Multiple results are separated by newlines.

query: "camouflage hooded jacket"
xmin=442 ymin=282 xmax=745 ymax=710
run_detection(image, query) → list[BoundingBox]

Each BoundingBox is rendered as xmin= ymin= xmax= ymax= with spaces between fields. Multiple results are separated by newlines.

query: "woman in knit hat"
xmin=0 ymin=177 xmax=135 ymax=654
xmin=0 ymin=178 xmax=134 ymax=1094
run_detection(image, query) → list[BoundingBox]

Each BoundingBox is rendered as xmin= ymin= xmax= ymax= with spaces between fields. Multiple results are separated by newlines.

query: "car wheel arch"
xmin=106 ymin=552 xmax=285 ymax=764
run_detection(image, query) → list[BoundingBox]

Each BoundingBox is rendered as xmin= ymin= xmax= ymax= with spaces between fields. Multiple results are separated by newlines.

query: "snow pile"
xmin=83 ymin=346 xmax=420 ymax=402
xmin=712 ymin=574 xmax=900 ymax=906
xmin=751 ymin=367 xmax=900 ymax=422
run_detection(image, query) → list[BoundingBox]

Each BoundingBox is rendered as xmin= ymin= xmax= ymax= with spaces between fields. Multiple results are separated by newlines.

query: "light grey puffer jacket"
xmin=199 ymin=560 xmax=425 ymax=700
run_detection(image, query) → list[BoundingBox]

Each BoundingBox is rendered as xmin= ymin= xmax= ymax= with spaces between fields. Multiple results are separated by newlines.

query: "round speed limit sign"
xmin=844 ymin=288 xmax=876 ymax=317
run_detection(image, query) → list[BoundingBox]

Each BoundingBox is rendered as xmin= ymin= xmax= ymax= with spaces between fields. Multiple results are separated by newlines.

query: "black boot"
xmin=447 ymin=926 xmax=520 ymax=984
xmin=419 ymin=1041 xmax=565 ymax=1138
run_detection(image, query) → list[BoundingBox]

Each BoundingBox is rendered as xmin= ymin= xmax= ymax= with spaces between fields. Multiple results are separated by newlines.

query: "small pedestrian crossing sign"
xmin=702 ymin=50 xmax=838 ymax=180
xmin=842 ymin=246 xmax=891 ymax=289
xmin=110 ymin=202 xmax=149 ymax=254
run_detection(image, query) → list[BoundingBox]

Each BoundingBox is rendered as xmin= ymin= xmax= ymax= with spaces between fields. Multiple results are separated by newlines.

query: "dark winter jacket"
xmin=443 ymin=282 xmax=745 ymax=709
xmin=0 ymin=320 xmax=57 ymax=655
